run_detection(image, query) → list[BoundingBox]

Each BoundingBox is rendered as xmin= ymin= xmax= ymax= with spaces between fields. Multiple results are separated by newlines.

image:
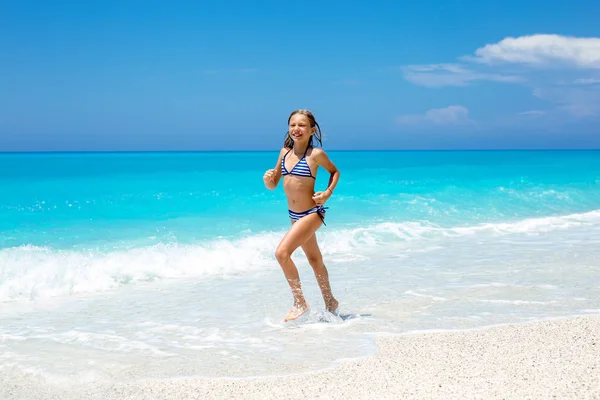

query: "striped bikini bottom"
xmin=288 ymin=205 xmax=328 ymax=225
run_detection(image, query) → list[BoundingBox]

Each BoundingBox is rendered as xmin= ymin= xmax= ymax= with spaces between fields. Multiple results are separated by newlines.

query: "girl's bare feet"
xmin=284 ymin=303 xmax=309 ymax=322
xmin=326 ymin=298 xmax=339 ymax=314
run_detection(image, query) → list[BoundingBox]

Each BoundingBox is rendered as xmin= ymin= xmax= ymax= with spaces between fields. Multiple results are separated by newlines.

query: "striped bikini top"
xmin=281 ymin=146 xmax=315 ymax=179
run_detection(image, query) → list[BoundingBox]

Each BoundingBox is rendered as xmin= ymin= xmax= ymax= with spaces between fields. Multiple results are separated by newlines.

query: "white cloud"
xmin=518 ymin=110 xmax=547 ymax=116
xmin=398 ymin=34 xmax=600 ymax=123
xmin=396 ymin=105 xmax=474 ymax=126
xmin=468 ymin=34 xmax=600 ymax=69
xmin=573 ymin=78 xmax=600 ymax=85
xmin=533 ymin=86 xmax=600 ymax=117
xmin=402 ymin=63 xmax=521 ymax=87
xmin=401 ymin=34 xmax=600 ymax=88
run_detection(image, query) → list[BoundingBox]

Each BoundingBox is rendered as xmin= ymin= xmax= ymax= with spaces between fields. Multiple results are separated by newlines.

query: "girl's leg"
xmin=275 ymin=213 xmax=324 ymax=322
xmin=301 ymin=233 xmax=339 ymax=313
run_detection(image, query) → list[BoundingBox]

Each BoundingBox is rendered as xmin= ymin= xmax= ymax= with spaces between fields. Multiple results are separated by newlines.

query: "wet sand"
xmin=3 ymin=315 xmax=599 ymax=400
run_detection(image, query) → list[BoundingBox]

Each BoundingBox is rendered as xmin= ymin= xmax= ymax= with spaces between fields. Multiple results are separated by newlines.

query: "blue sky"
xmin=1 ymin=0 xmax=599 ymax=151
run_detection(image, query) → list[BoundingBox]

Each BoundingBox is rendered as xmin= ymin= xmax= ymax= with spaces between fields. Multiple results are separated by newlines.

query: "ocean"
xmin=1 ymin=150 xmax=599 ymax=385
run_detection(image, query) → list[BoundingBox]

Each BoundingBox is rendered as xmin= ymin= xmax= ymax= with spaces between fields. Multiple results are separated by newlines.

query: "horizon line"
xmin=1 ymin=148 xmax=600 ymax=155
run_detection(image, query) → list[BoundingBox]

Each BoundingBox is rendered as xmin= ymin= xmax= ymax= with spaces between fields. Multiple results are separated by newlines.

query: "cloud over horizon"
xmin=396 ymin=105 xmax=475 ymax=127
xmin=399 ymin=34 xmax=600 ymax=124
xmin=402 ymin=34 xmax=600 ymax=88
xmin=467 ymin=34 xmax=600 ymax=69
xmin=533 ymin=86 xmax=600 ymax=117
xmin=401 ymin=64 xmax=521 ymax=88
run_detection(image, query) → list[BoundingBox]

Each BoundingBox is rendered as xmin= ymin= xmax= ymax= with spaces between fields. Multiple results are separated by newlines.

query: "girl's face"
xmin=288 ymin=114 xmax=315 ymax=144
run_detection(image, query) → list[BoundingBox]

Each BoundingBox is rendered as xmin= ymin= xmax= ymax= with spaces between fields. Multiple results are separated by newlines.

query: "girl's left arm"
xmin=312 ymin=149 xmax=340 ymax=204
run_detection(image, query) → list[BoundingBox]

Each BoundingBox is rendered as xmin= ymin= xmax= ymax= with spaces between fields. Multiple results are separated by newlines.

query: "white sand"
xmin=4 ymin=315 xmax=599 ymax=400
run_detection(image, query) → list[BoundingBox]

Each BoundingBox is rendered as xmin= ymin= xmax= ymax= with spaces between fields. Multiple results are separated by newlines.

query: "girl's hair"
xmin=283 ymin=109 xmax=323 ymax=149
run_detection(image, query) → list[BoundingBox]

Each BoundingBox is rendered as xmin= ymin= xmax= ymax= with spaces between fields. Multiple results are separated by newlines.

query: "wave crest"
xmin=1 ymin=209 xmax=598 ymax=301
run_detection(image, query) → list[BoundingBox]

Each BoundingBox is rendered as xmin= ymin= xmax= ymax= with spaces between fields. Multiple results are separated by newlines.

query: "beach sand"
xmin=4 ymin=315 xmax=599 ymax=400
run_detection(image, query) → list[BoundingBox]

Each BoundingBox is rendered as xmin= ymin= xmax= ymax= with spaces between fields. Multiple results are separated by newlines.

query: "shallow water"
xmin=1 ymin=150 xmax=599 ymax=384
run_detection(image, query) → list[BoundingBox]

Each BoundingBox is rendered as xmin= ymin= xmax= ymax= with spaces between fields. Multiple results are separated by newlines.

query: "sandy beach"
xmin=3 ymin=315 xmax=598 ymax=400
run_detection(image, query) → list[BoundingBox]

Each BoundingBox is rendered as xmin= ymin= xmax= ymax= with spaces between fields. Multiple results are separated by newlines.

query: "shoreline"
xmin=4 ymin=314 xmax=599 ymax=400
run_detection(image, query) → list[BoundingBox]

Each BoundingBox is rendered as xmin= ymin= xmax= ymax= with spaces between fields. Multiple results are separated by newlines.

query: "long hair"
xmin=283 ymin=109 xmax=323 ymax=149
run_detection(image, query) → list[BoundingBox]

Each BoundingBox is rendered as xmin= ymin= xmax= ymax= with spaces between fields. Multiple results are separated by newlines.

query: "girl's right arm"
xmin=263 ymin=148 xmax=286 ymax=190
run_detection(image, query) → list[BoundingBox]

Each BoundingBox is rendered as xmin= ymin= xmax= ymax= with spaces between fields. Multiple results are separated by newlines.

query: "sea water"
xmin=1 ymin=150 xmax=599 ymax=385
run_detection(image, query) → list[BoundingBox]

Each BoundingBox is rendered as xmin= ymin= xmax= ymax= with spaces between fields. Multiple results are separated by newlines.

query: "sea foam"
xmin=1 ymin=209 xmax=598 ymax=301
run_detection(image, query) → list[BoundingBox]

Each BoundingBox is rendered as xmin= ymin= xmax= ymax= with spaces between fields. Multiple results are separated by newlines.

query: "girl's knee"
xmin=275 ymin=246 xmax=292 ymax=262
xmin=306 ymin=254 xmax=324 ymax=268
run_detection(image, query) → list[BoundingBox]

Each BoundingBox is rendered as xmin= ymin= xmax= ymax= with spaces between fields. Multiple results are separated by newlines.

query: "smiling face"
xmin=288 ymin=113 xmax=316 ymax=146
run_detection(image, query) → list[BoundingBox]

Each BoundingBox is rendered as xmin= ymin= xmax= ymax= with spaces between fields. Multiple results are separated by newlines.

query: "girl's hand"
xmin=312 ymin=190 xmax=331 ymax=206
xmin=263 ymin=169 xmax=276 ymax=183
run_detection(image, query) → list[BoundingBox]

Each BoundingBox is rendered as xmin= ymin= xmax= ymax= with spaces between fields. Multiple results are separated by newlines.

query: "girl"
xmin=263 ymin=109 xmax=340 ymax=322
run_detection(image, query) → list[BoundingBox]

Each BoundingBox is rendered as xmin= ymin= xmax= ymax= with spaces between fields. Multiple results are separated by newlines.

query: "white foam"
xmin=405 ymin=290 xmax=447 ymax=302
xmin=466 ymin=283 xmax=558 ymax=289
xmin=0 ymin=233 xmax=282 ymax=301
xmin=478 ymin=299 xmax=557 ymax=305
xmin=1 ymin=208 xmax=598 ymax=301
xmin=321 ymin=209 xmax=600 ymax=252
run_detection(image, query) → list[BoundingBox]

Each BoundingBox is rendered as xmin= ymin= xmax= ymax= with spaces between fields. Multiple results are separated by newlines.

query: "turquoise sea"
xmin=1 ymin=150 xmax=600 ymax=384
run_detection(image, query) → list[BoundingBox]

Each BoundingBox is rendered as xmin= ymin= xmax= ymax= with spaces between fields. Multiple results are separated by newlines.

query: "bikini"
xmin=281 ymin=146 xmax=328 ymax=225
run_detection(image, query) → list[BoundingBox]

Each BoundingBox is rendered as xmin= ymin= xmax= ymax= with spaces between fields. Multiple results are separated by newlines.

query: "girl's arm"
xmin=312 ymin=149 xmax=340 ymax=204
xmin=263 ymin=148 xmax=287 ymax=190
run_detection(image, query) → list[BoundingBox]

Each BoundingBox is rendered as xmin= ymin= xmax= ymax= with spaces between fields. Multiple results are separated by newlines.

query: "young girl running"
xmin=263 ymin=109 xmax=340 ymax=322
